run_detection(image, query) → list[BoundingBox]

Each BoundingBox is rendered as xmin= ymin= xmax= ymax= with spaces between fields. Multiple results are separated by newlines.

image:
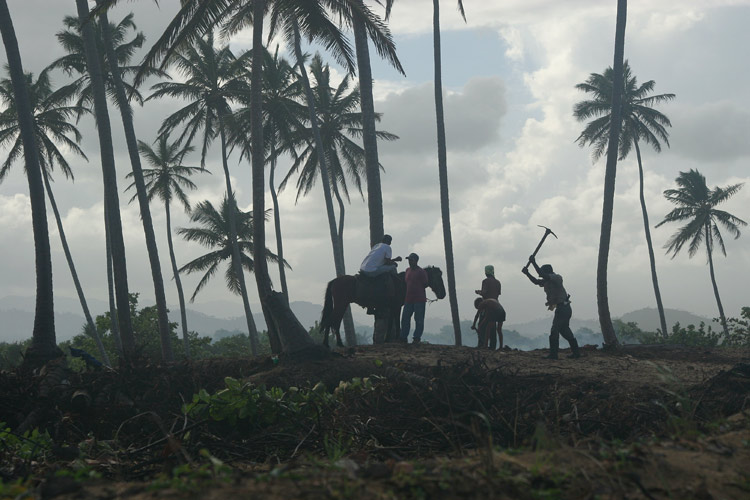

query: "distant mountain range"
xmin=0 ymin=295 xmax=326 ymax=343
xmin=0 ymin=294 xmax=720 ymax=345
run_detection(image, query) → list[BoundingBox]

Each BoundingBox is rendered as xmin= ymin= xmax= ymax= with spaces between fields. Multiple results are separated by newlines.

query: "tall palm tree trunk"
xmin=97 ymin=6 xmax=174 ymax=362
xmin=332 ymin=179 xmax=357 ymax=346
xmin=432 ymin=0 xmax=461 ymax=346
xmin=705 ymin=225 xmax=729 ymax=337
xmin=267 ymin=149 xmax=286 ymax=354
xmin=74 ymin=0 xmax=135 ymax=360
xmin=292 ymin=21 xmax=355 ymax=346
xmin=634 ymin=140 xmax=667 ymax=337
xmin=597 ymin=0 xmax=627 ymax=349
xmin=292 ymin=23 xmax=347 ymax=279
xmin=0 ymin=0 xmax=58 ymax=366
xmin=104 ymin=203 xmax=123 ymax=357
xmin=352 ymin=9 xmax=384 ymax=248
xmin=98 ymin=7 xmax=173 ymax=362
xmin=164 ymin=202 xmax=191 ymax=358
xmin=250 ymin=1 xmax=313 ymax=353
xmin=42 ymin=169 xmax=110 ymax=366
xmin=268 ymin=147 xmax=288 ymax=298
xmin=218 ymin=121 xmax=259 ymax=355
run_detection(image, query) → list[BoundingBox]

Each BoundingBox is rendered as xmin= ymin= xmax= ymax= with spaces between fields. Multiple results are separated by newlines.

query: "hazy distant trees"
xmin=656 ymin=169 xmax=746 ymax=337
xmin=574 ymin=60 xmax=675 ymax=337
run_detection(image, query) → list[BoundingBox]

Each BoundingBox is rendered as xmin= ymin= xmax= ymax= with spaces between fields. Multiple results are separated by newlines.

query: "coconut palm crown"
xmin=177 ymin=196 xmax=285 ymax=302
xmin=574 ymin=60 xmax=675 ymax=161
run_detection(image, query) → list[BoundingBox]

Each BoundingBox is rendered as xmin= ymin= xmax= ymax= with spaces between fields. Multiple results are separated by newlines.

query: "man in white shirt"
xmin=360 ymin=234 xmax=402 ymax=277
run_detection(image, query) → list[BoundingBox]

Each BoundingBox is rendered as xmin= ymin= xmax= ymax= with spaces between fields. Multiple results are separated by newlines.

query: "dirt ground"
xmin=2 ymin=343 xmax=750 ymax=499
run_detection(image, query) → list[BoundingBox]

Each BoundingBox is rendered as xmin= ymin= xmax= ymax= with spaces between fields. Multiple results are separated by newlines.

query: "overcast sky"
xmin=1 ymin=0 xmax=748 ymax=337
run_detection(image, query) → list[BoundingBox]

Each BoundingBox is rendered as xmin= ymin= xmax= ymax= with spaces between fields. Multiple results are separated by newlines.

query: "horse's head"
xmin=425 ymin=266 xmax=446 ymax=299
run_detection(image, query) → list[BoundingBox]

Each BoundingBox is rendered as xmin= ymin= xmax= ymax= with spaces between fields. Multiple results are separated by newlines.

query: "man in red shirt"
xmin=400 ymin=253 xmax=429 ymax=344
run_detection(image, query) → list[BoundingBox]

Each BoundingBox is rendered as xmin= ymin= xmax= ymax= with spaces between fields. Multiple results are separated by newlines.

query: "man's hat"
xmin=484 ymin=265 xmax=495 ymax=276
xmin=407 ymin=252 xmax=419 ymax=261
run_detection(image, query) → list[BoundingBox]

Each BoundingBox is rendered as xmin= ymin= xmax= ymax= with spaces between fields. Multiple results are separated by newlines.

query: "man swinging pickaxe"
xmin=522 ymin=225 xmax=557 ymax=272
xmin=521 ymin=225 xmax=581 ymax=359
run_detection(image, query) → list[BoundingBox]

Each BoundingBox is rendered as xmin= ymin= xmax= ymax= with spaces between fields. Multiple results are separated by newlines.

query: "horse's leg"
xmin=332 ymin=302 xmax=347 ymax=348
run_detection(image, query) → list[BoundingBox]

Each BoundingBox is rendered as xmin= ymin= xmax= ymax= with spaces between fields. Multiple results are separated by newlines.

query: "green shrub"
xmin=639 ymin=322 xmax=720 ymax=347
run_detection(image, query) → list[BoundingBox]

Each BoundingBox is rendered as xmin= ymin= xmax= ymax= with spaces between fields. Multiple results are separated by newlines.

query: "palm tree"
xmin=280 ymin=54 xmax=397 ymax=345
xmin=0 ymin=0 xmax=58 ymax=367
xmin=431 ymin=0 xmax=465 ymax=346
xmin=148 ymin=34 xmax=262 ymax=355
xmin=71 ymin=0 xmax=136 ymax=361
xmin=290 ymin=20 xmax=348 ymax=289
xmin=248 ymin=1 xmax=315 ymax=352
xmin=98 ymin=7 xmax=174 ymax=362
xmin=574 ymin=60 xmax=675 ymax=337
xmin=225 ymin=0 xmax=366 ymax=351
xmin=118 ymin=0 xmax=397 ymax=352
xmin=594 ymin=0 xmax=627 ymax=348
xmin=127 ymin=137 xmax=208 ymax=358
xmin=656 ymin=170 xmax=746 ymax=337
xmin=50 ymin=14 xmax=165 ymax=120
xmin=229 ymin=45 xmax=305 ymax=300
xmin=176 ymin=196 xmax=284 ymax=308
xmin=52 ymin=11 xmax=175 ymax=361
xmin=0 ymin=68 xmax=110 ymax=365
xmin=349 ymin=0 xmax=403 ymax=247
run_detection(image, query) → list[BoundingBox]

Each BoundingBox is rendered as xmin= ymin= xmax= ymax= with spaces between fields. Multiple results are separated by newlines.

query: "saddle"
xmin=355 ymin=272 xmax=397 ymax=309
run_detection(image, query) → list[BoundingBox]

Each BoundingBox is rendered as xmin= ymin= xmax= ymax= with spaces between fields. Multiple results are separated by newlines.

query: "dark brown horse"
xmin=320 ymin=266 xmax=447 ymax=347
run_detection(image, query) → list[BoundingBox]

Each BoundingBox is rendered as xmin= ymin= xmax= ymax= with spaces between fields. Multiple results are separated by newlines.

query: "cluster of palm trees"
xmin=0 ymin=0 xmax=474 ymax=368
xmin=1 ymin=0 xmax=744 ymax=369
xmin=573 ymin=1 xmax=745 ymax=343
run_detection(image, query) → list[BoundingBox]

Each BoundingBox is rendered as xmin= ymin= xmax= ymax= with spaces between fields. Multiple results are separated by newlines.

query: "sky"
xmin=0 ymin=0 xmax=749 ymax=338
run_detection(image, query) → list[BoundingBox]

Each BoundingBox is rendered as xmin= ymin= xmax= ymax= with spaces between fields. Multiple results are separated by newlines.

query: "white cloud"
xmin=0 ymin=194 xmax=32 ymax=229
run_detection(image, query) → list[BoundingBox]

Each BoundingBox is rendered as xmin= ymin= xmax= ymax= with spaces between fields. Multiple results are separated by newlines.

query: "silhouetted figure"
xmin=475 ymin=264 xmax=501 ymax=300
xmin=522 ymin=256 xmax=580 ymax=359
xmin=400 ymin=253 xmax=429 ymax=344
xmin=360 ymin=234 xmax=402 ymax=277
xmin=471 ymin=297 xmax=505 ymax=349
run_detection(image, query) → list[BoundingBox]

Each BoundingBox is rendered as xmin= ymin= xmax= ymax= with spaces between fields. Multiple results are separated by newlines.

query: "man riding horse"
xmin=358 ymin=234 xmax=402 ymax=315
xmin=360 ymin=234 xmax=401 ymax=276
xmin=320 ymin=235 xmax=446 ymax=347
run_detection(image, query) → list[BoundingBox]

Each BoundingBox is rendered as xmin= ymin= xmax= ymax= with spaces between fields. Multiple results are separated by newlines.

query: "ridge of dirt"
xmin=2 ymin=343 xmax=749 ymax=499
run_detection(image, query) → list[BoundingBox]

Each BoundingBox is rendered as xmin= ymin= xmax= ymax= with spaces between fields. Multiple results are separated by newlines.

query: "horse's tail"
xmin=320 ymin=279 xmax=336 ymax=335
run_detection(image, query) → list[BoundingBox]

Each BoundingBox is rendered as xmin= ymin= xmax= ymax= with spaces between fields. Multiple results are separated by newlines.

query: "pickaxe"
xmin=523 ymin=225 xmax=557 ymax=271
